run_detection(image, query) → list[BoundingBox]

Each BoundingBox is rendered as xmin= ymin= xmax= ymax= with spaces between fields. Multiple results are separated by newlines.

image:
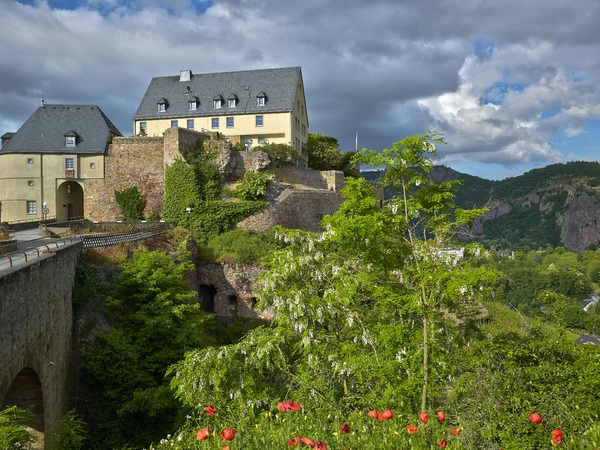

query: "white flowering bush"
xmin=169 ymin=132 xmax=500 ymax=425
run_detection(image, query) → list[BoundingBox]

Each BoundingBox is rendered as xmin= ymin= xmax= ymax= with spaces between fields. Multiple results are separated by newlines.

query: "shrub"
xmin=253 ymin=143 xmax=300 ymax=164
xmin=234 ymin=171 xmax=273 ymax=201
xmin=204 ymin=229 xmax=280 ymax=265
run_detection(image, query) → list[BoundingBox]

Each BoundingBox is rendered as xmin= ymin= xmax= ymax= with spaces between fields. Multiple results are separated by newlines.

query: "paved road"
xmin=0 ymin=227 xmax=78 ymax=272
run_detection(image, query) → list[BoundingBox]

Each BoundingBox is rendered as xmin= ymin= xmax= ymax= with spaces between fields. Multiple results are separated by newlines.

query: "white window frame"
xmin=65 ymin=136 xmax=76 ymax=147
xmin=158 ymin=103 xmax=166 ymax=112
xmin=228 ymin=98 xmax=236 ymax=108
xmin=211 ymin=118 xmax=219 ymax=129
xmin=27 ymin=158 xmax=34 ymax=164
xmin=226 ymin=117 xmax=234 ymax=128
xmin=255 ymin=115 xmax=263 ymax=127
xmin=65 ymin=158 xmax=74 ymax=170
xmin=213 ymin=99 xmax=222 ymax=109
xmin=189 ymin=100 xmax=197 ymax=110
xmin=27 ymin=200 xmax=37 ymax=215
xmin=187 ymin=119 xmax=194 ymax=130
xmin=257 ymin=96 xmax=266 ymax=106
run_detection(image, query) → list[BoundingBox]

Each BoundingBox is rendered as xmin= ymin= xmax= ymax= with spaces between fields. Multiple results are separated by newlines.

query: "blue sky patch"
xmin=473 ymin=39 xmax=495 ymax=61
xmin=17 ymin=0 xmax=212 ymax=15
xmin=481 ymin=81 xmax=526 ymax=106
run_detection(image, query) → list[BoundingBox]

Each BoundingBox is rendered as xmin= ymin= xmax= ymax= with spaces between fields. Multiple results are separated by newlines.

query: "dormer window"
xmin=228 ymin=94 xmax=238 ymax=108
xmin=213 ymin=95 xmax=224 ymax=109
xmin=257 ymin=92 xmax=267 ymax=106
xmin=189 ymin=96 xmax=199 ymax=110
xmin=157 ymin=98 xmax=168 ymax=112
xmin=64 ymin=131 xmax=77 ymax=148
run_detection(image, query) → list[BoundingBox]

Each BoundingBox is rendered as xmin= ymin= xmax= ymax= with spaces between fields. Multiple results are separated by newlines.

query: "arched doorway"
xmin=56 ymin=181 xmax=83 ymax=221
xmin=2 ymin=367 xmax=45 ymax=448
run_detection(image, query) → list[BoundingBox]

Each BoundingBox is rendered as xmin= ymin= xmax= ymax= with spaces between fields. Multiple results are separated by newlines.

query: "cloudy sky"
xmin=2 ymin=0 xmax=600 ymax=180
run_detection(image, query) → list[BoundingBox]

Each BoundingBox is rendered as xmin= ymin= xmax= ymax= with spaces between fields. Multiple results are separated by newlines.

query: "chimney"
xmin=180 ymin=70 xmax=192 ymax=82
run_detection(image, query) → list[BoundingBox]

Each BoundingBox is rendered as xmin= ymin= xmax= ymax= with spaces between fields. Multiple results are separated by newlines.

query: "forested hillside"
xmin=364 ymin=161 xmax=600 ymax=252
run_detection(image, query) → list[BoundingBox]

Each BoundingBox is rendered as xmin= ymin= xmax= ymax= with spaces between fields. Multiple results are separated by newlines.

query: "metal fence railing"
xmin=0 ymin=221 xmax=175 ymax=270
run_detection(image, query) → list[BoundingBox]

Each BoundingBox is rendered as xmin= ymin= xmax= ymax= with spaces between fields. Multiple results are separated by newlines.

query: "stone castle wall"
xmin=0 ymin=242 xmax=82 ymax=443
xmin=85 ymin=136 xmax=164 ymax=221
xmin=196 ymin=263 xmax=271 ymax=319
xmin=237 ymin=189 xmax=343 ymax=233
xmin=86 ymin=128 xmax=211 ymax=221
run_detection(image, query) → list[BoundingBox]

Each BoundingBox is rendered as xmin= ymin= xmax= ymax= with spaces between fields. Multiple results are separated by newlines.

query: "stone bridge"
xmin=0 ymin=242 xmax=83 ymax=448
xmin=0 ymin=241 xmax=81 ymax=448
xmin=0 ymin=221 xmax=173 ymax=448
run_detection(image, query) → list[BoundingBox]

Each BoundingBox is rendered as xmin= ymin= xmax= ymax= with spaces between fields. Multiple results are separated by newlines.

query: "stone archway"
xmin=2 ymin=367 xmax=45 ymax=448
xmin=56 ymin=181 xmax=84 ymax=221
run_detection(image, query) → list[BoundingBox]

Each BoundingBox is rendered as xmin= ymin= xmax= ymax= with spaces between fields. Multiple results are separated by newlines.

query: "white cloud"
xmin=3 ymin=0 xmax=600 ymax=179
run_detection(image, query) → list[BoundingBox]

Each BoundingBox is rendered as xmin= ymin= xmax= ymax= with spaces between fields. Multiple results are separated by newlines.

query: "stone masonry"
xmin=0 ymin=242 xmax=82 ymax=448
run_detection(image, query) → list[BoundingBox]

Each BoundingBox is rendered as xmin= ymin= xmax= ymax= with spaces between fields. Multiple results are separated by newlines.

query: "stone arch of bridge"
xmin=1 ymin=359 xmax=45 ymax=448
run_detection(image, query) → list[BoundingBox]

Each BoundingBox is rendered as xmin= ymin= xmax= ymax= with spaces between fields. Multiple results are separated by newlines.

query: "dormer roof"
xmin=133 ymin=67 xmax=303 ymax=120
xmin=0 ymin=104 xmax=121 ymax=154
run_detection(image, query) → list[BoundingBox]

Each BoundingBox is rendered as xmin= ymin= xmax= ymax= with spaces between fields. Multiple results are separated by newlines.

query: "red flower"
xmin=439 ymin=439 xmax=448 ymax=448
xmin=528 ymin=413 xmax=543 ymax=424
xmin=368 ymin=409 xmax=378 ymax=419
xmin=196 ymin=427 xmax=210 ymax=440
xmin=340 ymin=422 xmax=350 ymax=434
xmin=223 ymin=447 xmax=229 ymax=450
xmin=551 ymin=429 xmax=563 ymax=446
xmin=437 ymin=411 xmax=446 ymax=422
xmin=288 ymin=436 xmax=300 ymax=447
xmin=204 ymin=404 xmax=215 ymax=417
xmin=315 ymin=442 xmax=327 ymax=450
xmin=406 ymin=424 xmax=418 ymax=434
xmin=220 ymin=427 xmax=235 ymax=441
xmin=278 ymin=400 xmax=303 ymax=412
xmin=381 ymin=410 xmax=394 ymax=420
xmin=450 ymin=428 xmax=460 ymax=436
xmin=301 ymin=436 xmax=316 ymax=448
xmin=419 ymin=412 xmax=429 ymax=423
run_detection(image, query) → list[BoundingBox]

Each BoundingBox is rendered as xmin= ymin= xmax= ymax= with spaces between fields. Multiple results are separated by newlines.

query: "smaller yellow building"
xmin=133 ymin=67 xmax=309 ymax=152
xmin=0 ymin=104 xmax=121 ymax=223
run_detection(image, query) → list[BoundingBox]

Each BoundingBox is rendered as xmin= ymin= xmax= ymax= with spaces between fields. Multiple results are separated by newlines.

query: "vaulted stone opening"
xmin=198 ymin=284 xmax=217 ymax=313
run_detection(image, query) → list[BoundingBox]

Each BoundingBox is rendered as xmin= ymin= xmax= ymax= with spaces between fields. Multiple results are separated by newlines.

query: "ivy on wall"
xmin=114 ymin=186 xmax=146 ymax=220
xmin=164 ymin=148 xmax=267 ymax=242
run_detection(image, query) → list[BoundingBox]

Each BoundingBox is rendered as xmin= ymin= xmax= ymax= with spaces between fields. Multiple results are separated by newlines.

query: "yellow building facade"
xmin=0 ymin=104 xmax=120 ymax=223
xmin=133 ymin=67 xmax=308 ymax=152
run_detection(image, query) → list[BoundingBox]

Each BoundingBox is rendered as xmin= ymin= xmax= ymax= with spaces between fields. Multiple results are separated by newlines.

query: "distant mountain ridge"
xmin=362 ymin=161 xmax=600 ymax=252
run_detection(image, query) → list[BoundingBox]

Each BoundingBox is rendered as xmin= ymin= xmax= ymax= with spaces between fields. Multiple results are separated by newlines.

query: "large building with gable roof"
xmin=133 ymin=66 xmax=309 ymax=152
xmin=0 ymin=103 xmax=121 ymax=223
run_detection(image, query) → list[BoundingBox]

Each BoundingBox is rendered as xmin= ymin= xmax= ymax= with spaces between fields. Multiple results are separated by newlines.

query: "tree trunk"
xmin=421 ymin=315 xmax=429 ymax=413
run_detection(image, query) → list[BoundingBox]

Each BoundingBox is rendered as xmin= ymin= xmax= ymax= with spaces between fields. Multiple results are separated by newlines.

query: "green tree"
xmin=306 ymin=132 xmax=357 ymax=174
xmin=358 ymin=131 xmax=496 ymax=411
xmin=80 ymin=237 xmax=215 ymax=449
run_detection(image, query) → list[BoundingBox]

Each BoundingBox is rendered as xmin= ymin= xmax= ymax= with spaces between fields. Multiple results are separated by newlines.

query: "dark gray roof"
xmin=1 ymin=104 xmax=121 ymax=154
xmin=575 ymin=334 xmax=600 ymax=345
xmin=133 ymin=67 xmax=302 ymax=120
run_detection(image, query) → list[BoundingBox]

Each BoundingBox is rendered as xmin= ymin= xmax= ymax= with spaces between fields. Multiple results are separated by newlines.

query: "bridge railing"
xmin=0 ymin=236 xmax=83 ymax=269
xmin=0 ymin=221 xmax=175 ymax=269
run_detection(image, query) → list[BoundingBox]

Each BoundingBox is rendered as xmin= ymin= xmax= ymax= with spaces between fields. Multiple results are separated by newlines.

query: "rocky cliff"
xmin=430 ymin=163 xmax=600 ymax=252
